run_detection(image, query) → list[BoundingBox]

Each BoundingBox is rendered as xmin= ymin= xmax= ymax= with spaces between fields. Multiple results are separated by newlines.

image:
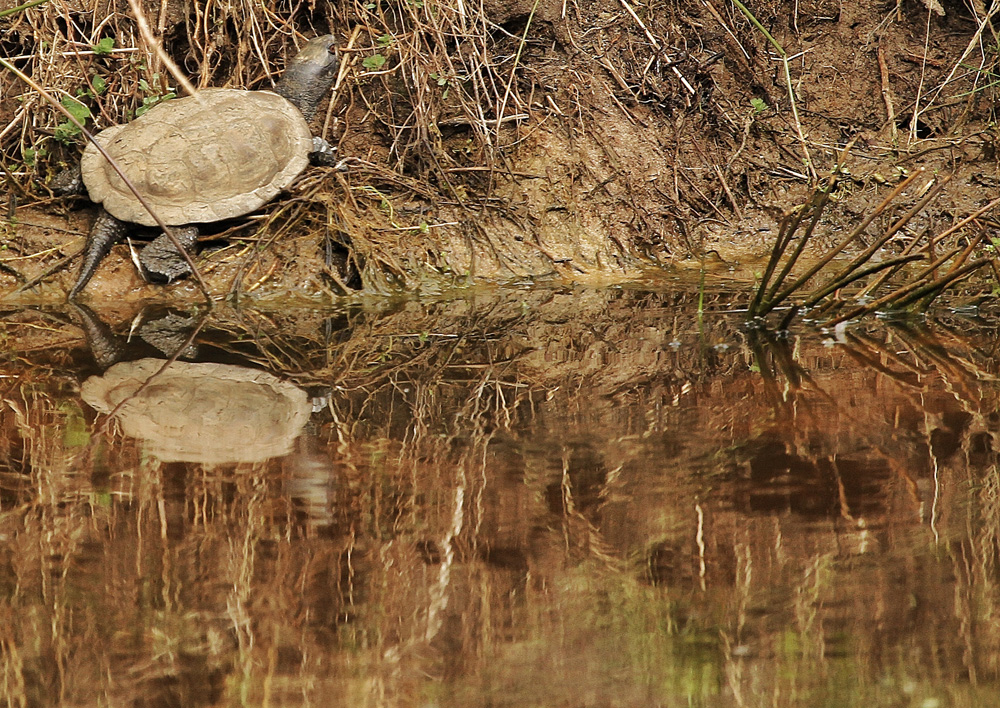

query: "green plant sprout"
xmin=54 ymin=95 xmax=91 ymax=142
xmin=363 ymin=54 xmax=387 ymax=71
xmin=92 ymin=37 xmax=115 ymax=55
xmin=134 ymin=75 xmax=175 ymax=117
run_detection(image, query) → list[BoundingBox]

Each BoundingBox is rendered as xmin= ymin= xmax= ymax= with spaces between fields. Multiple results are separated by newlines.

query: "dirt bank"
xmin=2 ymin=0 xmax=999 ymax=303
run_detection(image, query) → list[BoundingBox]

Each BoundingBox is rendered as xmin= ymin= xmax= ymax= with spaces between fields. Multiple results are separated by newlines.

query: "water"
xmin=1 ymin=284 xmax=999 ymax=707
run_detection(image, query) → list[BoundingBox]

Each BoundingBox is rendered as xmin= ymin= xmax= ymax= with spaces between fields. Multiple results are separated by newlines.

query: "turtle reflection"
xmin=75 ymin=305 xmax=312 ymax=464
xmin=81 ymin=358 xmax=311 ymax=464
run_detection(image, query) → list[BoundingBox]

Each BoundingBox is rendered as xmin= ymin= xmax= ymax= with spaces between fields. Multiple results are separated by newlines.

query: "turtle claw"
xmin=51 ymin=164 xmax=85 ymax=196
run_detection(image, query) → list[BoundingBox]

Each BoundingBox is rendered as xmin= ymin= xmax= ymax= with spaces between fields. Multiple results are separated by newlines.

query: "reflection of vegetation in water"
xmin=457 ymin=563 xmax=719 ymax=705
xmin=2 ymin=291 xmax=1000 ymax=705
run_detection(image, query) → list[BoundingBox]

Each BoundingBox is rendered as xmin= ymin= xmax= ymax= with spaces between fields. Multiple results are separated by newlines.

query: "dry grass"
xmin=1 ymin=0 xmax=560 ymax=289
xmin=1 ymin=0 xmax=788 ymax=294
xmin=6 ymin=1 xmax=1000 ymax=298
xmin=748 ymin=163 xmax=1000 ymax=327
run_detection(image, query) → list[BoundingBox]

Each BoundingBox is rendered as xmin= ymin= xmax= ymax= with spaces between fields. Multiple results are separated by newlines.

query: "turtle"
xmin=58 ymin=34 xmax=340 ymax=298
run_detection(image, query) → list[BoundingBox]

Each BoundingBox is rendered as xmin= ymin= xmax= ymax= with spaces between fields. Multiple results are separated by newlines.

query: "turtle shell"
xmin=80 ymin=89 xmax=313 ymax=226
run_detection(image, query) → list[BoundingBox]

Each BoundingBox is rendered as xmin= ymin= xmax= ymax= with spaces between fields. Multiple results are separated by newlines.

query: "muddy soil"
xmin=2 ymin=0 xmax=999 ymax=304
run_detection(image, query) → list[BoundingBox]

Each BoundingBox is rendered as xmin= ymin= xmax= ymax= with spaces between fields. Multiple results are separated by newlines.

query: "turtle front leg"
xmin=139 ymin=227 xmax=200 ymax=283
xmin=70 ymin=208 xmax=129 ymax=299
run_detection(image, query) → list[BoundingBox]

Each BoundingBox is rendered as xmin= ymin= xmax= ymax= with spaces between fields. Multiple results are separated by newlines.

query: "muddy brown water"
xmin=2 ymin=282 xmax=1000 ymax=707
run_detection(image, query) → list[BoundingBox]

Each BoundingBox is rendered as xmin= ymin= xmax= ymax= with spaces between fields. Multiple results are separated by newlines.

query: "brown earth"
xmin=2 ymin=0 xmax=999 ymax=304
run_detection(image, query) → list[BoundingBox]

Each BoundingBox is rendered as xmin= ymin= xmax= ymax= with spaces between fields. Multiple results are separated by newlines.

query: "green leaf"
xmin=54 ymin=95 xmax=91 ymax=141
xmin=61 ymin=95 xmax=91 ymax=123
xmin=92 ymin=37 xmax=115 ymax=55
xmin=92 ymin=75 xmax=107 ymax=94
xmin=750 ymin=97 xmax=767 ymax=114
xmin=363 ymin=54 xmax=387 ymax=70
xmin=59 ymin=402 xmax=91 ymax=447
xmin=377 ymin=34 xmax=393 ymax=47
xmin=53 ymin=126 xmax=73 ymax=141
xmin=135 ymin=91 xmax=175 ymax=117
xmin=54 ymin=123 xmax=81 ymax=142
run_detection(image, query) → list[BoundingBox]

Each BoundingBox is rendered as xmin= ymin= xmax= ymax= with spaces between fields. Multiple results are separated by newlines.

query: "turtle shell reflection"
xmin=81 ymin=358 xmax=311 ymax=464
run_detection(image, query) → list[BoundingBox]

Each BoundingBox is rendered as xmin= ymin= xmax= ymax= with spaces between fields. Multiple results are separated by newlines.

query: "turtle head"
xmin=275 ymin=34 xmax=340 ymax=121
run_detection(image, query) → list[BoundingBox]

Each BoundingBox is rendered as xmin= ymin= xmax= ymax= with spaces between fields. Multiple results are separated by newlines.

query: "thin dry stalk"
xmin=912 ymin=1 xmax=1000 ymax=132
xmin=750 ymin=158 xmax=998 ymax=328
xmin=794 ymin=178 xmax=949 ymax=308
xmin=822 ymin=248 xmax=967 ymax=326
xmin=750 ymin=165 xmax=929 ymax=320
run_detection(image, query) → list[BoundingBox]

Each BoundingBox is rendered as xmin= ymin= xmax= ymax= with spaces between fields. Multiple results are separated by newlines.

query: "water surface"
xmin=1 ymin=285 xmax=998 ymax=707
